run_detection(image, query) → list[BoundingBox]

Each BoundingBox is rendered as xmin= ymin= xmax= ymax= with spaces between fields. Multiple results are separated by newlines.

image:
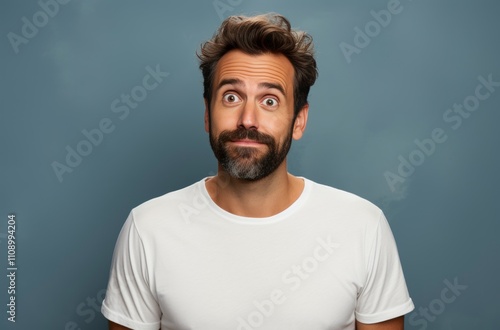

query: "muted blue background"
xmin=1 ymin=0 xmax=499 ymax=329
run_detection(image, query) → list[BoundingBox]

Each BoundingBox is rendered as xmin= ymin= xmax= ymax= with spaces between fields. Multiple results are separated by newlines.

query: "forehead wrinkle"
xmin=214 ymin=51 xmax=294 ymax=96
xmin=217 ymin=64 xmax=291 ymax=95
xmin=219 ymin=60 xmax=291 ymax=76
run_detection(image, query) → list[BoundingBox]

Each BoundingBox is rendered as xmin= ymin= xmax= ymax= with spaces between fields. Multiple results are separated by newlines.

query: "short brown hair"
xmin=198 ymin=13 xmax=318 ymax=116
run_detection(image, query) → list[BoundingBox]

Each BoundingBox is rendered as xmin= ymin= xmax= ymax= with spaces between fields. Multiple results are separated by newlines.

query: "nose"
xmin=237 ymin=99 xmax=259 ymax=130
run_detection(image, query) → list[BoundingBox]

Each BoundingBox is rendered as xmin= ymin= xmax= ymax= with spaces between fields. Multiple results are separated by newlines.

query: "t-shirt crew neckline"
xmin=199 ymin=176 xmax=312 ymax=225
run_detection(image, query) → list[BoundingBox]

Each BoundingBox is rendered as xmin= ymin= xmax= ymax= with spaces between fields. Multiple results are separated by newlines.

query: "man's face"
xmin=205 ymin=49 xmax=307 ymax=181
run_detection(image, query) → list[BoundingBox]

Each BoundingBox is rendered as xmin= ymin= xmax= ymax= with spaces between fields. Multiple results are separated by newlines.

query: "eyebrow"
xmin=216 ymin=78 xmax=286 ymax=96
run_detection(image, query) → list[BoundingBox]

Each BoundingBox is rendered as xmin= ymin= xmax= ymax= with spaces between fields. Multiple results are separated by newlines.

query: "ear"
xmin=204 ymin=99 xmax=209 ymax=133
xmin=292 ymin=104 xmax=309 ymax=140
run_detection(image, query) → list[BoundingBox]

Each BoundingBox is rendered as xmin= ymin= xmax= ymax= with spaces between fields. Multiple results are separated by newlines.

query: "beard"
xmin=209 ymin=125 xmax=293 ymax=181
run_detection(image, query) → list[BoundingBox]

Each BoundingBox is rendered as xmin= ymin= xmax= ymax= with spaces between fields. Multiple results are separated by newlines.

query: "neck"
xmin=205 ymin=162 xmax=304 ymax=218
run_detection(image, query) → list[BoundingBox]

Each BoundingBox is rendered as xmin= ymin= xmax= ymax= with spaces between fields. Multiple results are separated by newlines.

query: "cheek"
xmin=267 ymin=118 xmax=294 ymax=144
xmin=210 ymin=113 xmax=234 ymax=133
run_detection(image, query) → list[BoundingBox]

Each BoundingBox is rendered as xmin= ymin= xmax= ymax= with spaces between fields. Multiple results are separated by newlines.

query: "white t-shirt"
xmin=101 ymin=177 xmax=414 ymax=330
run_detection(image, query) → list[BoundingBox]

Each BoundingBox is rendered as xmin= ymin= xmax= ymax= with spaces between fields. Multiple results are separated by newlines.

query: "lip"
xmin=229 ymin=139 xmax=264 ymax=146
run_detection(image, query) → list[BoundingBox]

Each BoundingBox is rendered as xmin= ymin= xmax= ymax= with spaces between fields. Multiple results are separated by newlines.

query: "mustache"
xmin=218 ymin=128 xmax=275 ymax=145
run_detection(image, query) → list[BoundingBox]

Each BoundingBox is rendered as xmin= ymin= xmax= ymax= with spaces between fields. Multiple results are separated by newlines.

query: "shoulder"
xmin=301 ymin=178 xmax=397 ymax=266
xmin=305 ymin=179 xmax=382 ymax=218
xmin=129 ymin=178 xmax=204 ymax=228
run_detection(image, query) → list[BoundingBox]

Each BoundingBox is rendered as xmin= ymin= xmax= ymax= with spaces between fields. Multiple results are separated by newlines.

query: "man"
xmin=102 ymin=13 xmax=414 ymax=330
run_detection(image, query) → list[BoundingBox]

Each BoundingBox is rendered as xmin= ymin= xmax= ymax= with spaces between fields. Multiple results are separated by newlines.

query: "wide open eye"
xmin=223 ymin=93 xmax=241 ymax=104
xmin=262 ymin=97 xmax=279 ymax=108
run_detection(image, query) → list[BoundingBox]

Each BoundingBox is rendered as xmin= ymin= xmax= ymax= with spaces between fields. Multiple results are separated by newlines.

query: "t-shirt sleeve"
xmin=101 ymin=211 xmax=162 ymax=330
xmin=355 ymin=211 xmax=414 ymax=324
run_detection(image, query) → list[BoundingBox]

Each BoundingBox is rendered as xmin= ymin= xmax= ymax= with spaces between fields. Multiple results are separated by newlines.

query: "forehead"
xmin=213 ymin=49 xmax=295 ymax=94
